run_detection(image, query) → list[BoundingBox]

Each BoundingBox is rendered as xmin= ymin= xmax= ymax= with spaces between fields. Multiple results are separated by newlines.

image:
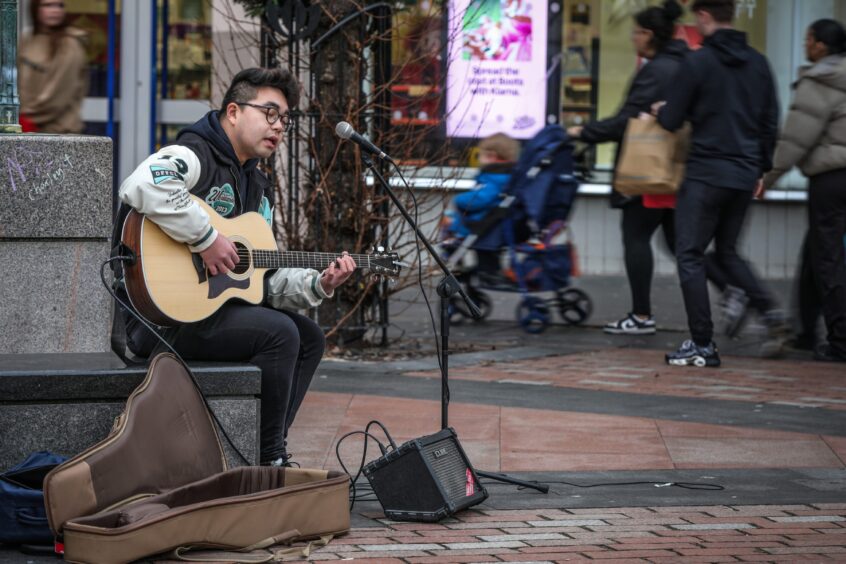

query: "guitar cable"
xmin=388 ymin=163 xmax=445 ymax=379
xmin=100 ymin=256 xmax=253 ymax=467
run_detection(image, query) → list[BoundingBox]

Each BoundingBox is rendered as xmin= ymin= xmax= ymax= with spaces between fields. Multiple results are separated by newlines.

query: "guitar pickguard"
xmin=208 ymin=274 xmax=250 ymax=299
xmin=192 ymin=253 xmax=208 ymax=284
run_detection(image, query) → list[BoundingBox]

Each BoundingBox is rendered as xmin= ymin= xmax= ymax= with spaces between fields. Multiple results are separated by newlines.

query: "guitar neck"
xmin=251 ymin=251 xmax=373 ymax=270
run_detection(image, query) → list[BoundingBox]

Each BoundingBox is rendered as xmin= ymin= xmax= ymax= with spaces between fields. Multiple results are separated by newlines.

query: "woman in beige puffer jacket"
xmin=762 ymin=19 xmax=846 ymax=363
xmin=17 ymin=0 xmax=88 ymax=134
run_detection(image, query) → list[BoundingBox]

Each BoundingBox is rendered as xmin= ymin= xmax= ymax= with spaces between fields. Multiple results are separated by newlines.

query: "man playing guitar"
xmin=113 ymin=68 xmax=355 ymax=467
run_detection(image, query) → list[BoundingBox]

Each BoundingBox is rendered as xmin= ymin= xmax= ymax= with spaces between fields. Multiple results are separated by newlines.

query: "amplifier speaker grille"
xmin=362 ymin=428 xmax=488 ymax=522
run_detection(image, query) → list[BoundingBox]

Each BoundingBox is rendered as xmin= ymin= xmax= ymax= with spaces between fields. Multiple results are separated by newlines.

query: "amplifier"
xmin=362 ymin=427 xmax=488 ymax=522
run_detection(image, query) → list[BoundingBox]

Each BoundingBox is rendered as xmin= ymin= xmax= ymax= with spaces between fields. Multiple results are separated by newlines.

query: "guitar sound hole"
xmin=232 ymin=242 xmax=251 ymax=275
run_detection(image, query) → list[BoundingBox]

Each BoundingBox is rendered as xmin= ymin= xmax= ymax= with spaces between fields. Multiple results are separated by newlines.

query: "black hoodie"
xmin=658 ymin=29 xmax=779 ymax=190
xmin=176 ymin=111 xmax=271 ymax=216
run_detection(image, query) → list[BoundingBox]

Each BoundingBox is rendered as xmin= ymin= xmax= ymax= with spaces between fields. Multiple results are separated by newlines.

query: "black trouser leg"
xmin=705 ymin=252 xmax=728 ymax=293
xmin=621 ymin=202 xmax=673 ymax=316
xmin=127 ymin=303 xmax=324 ymax=464
xmin=808 ymin=169 xmax=846 ymax=356
xmin=796 ymin=232 xmax=822 ymax=342
xmin=710 ymin=189 xmax=775 ymax=316
xmin=675 ymin=181 xmax=722 ymax=346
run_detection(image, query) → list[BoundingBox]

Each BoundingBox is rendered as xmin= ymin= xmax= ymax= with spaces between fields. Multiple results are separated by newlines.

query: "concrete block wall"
xmin=0 ymin=134 xmax=114 ymax=353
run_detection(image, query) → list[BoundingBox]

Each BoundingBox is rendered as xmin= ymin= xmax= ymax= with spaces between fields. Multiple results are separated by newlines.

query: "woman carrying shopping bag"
xmin=568 ymin=0 xmax=687 ymax=335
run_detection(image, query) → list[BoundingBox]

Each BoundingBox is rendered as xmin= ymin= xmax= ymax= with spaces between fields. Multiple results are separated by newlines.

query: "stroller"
xmin=439 ymin=125 xmax=592 ymax=333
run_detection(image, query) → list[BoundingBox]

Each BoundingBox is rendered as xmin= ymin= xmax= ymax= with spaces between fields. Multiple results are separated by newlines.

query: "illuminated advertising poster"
xmin=446 ymin=0 xmax=548 ymax=140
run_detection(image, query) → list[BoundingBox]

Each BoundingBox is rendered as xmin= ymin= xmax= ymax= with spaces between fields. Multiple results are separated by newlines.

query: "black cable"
xmin=389 ymin=163 xmax=445 ymax=378
xmin=336 ymin=420 xmax=403 ymax=509
xmin=101 ymin=257 xmax=252 ymax=467
xmin=479 ymin=478 xmax=724 ymax=492
xmin=335 ymin=429 xmax=389 ymax=509
xmin=365 ymin=419 xmax=398 ymax=450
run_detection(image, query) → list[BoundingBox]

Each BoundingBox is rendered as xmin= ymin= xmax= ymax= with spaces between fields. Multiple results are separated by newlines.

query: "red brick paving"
xmin=288 ymin=349 xmax=846 ymax=562
xmin=307 ymin=505 xmax=846 ymax=562
xmin=406 ymin=349 xmax=846 ymax=410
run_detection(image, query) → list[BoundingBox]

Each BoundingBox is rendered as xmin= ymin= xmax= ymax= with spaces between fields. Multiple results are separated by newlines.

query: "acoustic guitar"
xmin=121 ymin=196 xmax=402 ymax=326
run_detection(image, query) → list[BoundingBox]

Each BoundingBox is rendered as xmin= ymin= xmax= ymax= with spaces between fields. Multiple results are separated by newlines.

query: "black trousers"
xmin=808 ymin=169 xmax=846 ymax=356
xmin=675 ymin=181 xmax=775 ymax=345
xmin=621 ymin=201 xmax=675 ymax=316
xmin=620 ymin=201 xmax=728 ymax=316
xmin=126 ymin=303 xmax=325 ymax=464
xmin=795 ymin=232 xmax=822 ymax=343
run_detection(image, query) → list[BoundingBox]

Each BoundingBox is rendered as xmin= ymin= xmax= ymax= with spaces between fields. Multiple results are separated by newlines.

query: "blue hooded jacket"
xmin=449 ymin=162 xmax=513 ymax=237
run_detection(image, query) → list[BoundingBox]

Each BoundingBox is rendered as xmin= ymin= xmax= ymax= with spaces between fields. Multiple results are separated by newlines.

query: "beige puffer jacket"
xmin=764 ymin=54 xmax=846 ymax=188
xmin=17 ymin=27 xmax=89 ymax=134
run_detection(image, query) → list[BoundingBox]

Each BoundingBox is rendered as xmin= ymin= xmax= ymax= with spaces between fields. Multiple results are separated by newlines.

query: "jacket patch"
xmin=150 ymin=165 xmax=184 ymax=185
xmin=258 ymin=196 xmax=273 ymax=227
xmin=206 ymin=183 xmax=236 ymax=216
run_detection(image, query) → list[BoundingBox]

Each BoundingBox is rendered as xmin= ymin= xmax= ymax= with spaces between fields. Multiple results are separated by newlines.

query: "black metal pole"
xmin=360 ymin=154 xmax=548 ymax=495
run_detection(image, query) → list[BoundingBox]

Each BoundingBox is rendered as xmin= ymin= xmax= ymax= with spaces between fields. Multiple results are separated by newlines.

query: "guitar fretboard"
xmin=246 ymin=251 xmax=373 ymax=270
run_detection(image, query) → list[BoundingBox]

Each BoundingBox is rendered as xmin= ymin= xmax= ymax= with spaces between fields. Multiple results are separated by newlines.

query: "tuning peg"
xmin=377 ymin=246 xmax=385 ymax=253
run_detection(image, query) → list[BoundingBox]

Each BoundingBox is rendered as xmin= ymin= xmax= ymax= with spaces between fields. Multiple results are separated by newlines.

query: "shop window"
xmin=156 ymin=0 xmax=212 ymax=100
xmin=64 ymin=0 xmax=122 ymax=98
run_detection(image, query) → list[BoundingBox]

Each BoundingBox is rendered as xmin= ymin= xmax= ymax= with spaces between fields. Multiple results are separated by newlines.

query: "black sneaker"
xmin=604 ymin=313 xmax=656 ymax=335
xmin=787 ymin=334 xmax=817 ymax=351
xmin=814 ymin=344 xmax=846 ymax=363
xmin=721 ymin=285 xmax=750 ymax=338
xmin=665 ymin=340 xmax=721 ymax=367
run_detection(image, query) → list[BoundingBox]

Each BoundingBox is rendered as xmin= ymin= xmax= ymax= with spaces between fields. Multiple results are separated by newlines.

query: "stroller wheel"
xmin=557 ymin=288 xmax=592 ymax=325
xmin=516 ymin=297 xmax=550 ymax=334
xmin=467 ymin=290 xmax=493 ymax=321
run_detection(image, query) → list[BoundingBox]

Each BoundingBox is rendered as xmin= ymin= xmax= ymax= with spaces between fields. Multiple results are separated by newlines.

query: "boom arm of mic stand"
xmin=362 ymin=155 xmax=481 ymax=319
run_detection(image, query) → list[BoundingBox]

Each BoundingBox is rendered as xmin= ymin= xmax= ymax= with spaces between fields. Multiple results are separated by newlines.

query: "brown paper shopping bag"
xmin=613 ymin=117 xmax=690 ymax=196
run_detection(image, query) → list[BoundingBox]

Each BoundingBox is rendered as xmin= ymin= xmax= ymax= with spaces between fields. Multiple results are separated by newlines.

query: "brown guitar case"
xmin=42 ymin=353 xmax=350 ymax=564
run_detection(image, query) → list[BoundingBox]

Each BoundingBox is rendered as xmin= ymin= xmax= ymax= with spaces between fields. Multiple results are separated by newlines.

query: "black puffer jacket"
xmin=580 ymin=39 xmax=688 ymax=207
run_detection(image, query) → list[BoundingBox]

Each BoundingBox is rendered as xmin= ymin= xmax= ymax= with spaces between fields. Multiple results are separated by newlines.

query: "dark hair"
xmin=634 ymin=0 xmax=683 ymax=52
xmin=29 ymin=0 xmax=70 ymax=57
xmin=809 ymin=19 xmax=846 ymax=56
xmin=691 ymin=0 xmax=735 ymax=24
xmin=219 ymin=68 xmax=301 ymax=115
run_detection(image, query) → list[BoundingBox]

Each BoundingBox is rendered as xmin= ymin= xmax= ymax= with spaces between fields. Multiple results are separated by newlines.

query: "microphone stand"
xmin=363 ymin=153 xmax=548 ymax=494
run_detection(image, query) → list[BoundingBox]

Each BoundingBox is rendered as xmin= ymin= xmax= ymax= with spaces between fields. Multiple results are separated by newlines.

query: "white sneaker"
xmin=604 ymin=313 xmax=656 ymax=335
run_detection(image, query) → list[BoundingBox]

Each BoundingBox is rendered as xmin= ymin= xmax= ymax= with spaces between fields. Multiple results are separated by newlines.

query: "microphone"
xmin=335 ymin=122 xmax=392 ymax=161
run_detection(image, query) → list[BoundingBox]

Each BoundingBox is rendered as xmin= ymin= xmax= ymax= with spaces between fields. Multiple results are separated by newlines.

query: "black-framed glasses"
xmin=236 ymin=102 xmax=291 ymax=130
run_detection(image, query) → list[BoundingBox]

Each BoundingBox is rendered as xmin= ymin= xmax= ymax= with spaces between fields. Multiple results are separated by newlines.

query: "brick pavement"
xmin=306 ymin=505 xmax=846 ymax=562
xmin=405 ymin=349 xmax=846 ymax=409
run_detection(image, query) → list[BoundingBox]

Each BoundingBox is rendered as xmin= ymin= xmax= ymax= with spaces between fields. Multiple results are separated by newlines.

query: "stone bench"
xmin=0 ymin=353 xmax=262 ymax=469
xmin=0 ymin=135 xmax=263 ymax=471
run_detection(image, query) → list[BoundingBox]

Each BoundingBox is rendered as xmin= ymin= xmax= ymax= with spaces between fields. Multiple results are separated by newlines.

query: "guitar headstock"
xmin=367 ymin=247 xmax=404 ymax=278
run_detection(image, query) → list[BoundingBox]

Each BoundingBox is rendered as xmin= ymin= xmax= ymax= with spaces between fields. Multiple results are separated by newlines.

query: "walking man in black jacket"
xmin=654 ymin=0 xmax=788 ymax=367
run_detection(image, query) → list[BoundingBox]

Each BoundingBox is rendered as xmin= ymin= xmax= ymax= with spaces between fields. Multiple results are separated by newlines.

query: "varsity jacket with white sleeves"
xmin=114 ymin=111 xmax=332 ymax=312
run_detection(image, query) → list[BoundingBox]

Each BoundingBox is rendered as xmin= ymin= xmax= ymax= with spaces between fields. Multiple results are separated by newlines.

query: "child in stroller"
xmin=442 ymin=133 xmax=520 ymax=286
xmin=440 ymin=126 xmax=592 ymax=333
